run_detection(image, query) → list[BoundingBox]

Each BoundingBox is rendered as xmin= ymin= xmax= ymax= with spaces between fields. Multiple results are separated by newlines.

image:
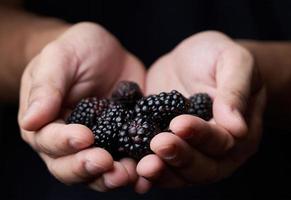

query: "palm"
xmin=146 ymin=33 xmax=221 ymax=98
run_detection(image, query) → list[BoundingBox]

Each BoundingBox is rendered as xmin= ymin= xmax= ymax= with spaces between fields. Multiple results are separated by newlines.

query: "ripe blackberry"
xmin=92 ymin=104 xmax=134 ymax=155
xmin=135 ymin=90 xmax=190 ymax=130
xmin=111 ymin=81 xmax=143 ymax=108
xmin=117 ymin=117 xmax=160 ymax=160
xmin=66 ymin=97 xmax=111 ymax=128
xmin=188 ymin=93 xmax=213 ymax=120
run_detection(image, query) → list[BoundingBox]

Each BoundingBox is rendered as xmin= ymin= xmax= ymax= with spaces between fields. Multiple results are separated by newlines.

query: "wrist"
xmin=238 ymin=40 xmax=291 ymax=124
xmin=238 ymin=40 xmax=291 ymax=98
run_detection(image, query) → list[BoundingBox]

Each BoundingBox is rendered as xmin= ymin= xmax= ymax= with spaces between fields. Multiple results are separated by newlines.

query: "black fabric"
xmin=24 ymin=0 xmax=291 ymax=66
xmin=2 ymin=0 xmax=291 ymax=199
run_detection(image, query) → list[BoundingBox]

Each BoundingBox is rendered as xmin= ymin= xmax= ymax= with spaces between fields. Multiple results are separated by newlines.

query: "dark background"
xmin=2 ymin=0 xmax=291 ymax=199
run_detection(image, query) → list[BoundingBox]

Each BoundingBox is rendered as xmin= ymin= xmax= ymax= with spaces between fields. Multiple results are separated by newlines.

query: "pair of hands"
xmin=18 ymin=22 xmax=266 ymax=193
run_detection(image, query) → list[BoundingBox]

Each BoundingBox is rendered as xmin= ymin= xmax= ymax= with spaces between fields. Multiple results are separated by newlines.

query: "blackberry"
xmin=92 ymin=104 xmax=134 ymax=155
xmin=66 ymin=97 xmax=111 ymax=128
xmin=117 ymin=117 xmax=160 ymax=160
xmin=111 ymin=81 xmax=143 ymax=108
xmin=135 ymin=90 xmax=190 ymax=130
xmin=188 ymin=93 xmax=213 ymax=121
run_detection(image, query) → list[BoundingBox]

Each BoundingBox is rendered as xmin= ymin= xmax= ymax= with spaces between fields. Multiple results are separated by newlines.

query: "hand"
xmin=18 ymin=22 xmax=145 ymax=191
xmin=136 ymin=31 xmax=266 ymax=190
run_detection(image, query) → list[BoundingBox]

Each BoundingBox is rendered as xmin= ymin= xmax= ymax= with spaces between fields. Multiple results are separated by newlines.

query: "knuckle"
xmin=35 ymin=139 xmax=54 ymax=156
xmin=71 ymin=160 xmax=87 ymax=180
xmin=227 ymin=89 xmax=248 ymax=112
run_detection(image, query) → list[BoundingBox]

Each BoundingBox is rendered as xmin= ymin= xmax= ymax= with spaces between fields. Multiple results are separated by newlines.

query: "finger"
xmin=20 ymin=42 xmax=78 ymax=131
xmin=136 ymin=154 xmax=165 ymax=181
xmin=137 ymin=154 xmax=186 ymax=188
xmin=89 ymin=161 xmax=129 ymax=191
xmin=119 ymin=158 xmax=138 ymax=184
xmin=151 ymin=133 xmax=219 ymax=184
xmin=34 ymin=122 xmax=94 ymax=157
xmin=41 ymin=147 xmax=113 ymax=184
xmin=134 ymin=176 xmax=152 ymax=194
xmin=230 ymin=88 xmax=266 ymax=163
xmin=88 ymin=176 xmax=108 ymax=192
xmin=215 ymin=46 xmax=254 ymax=138
xmin=170 ymin=115 xmax=234 ymax=156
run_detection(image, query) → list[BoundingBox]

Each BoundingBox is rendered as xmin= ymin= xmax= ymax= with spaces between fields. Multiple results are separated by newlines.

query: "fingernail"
xmin=22 ymin=101 xmax=40 ymax=123
xmin=158 ymin=145 xmax=177 ymax=160
xmin=104 ymin=178 xmax=116 ymax=189
xmin=89 ymin=178 xmax=109 ymax=192
xmin=69 ymin=138 xmax=87 ymax=149
xmin=90 ymin=184 xmax=108 ymax=192
xmin=85 ymin=161 xmax=104 ymax=175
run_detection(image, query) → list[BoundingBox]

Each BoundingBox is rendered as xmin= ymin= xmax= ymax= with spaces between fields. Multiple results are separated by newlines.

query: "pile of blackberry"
xmin=66 ymin=81 xmax=213 ymax=160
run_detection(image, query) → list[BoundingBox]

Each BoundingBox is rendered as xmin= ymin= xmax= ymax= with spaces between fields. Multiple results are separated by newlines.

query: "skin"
xmin=1 ymin=1 xmax=291 ymax=195
xmin=18 ymin=22 xmax=146 ymax=191
xmin=137 ymin=31 xmax=266 ymax=190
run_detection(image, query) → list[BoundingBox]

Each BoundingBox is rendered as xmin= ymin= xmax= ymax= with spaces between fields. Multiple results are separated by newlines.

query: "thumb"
xmin=214 ymin=46 xmax=254 ymax=138
xmin=20 ymin=42 xmax=77 ymax=131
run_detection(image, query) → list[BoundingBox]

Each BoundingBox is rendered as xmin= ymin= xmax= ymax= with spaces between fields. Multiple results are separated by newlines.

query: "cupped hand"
xmin=136 ymin=31 xmax=266 ymax=190
xmin=18 ymin=22 xmax=146 ymax=191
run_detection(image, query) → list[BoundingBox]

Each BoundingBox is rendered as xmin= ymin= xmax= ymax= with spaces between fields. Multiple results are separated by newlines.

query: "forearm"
xmin=239 ymin=40 xmax=291 ymax=119
xmin=0 ymin=5 xmax=69 ymax=102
